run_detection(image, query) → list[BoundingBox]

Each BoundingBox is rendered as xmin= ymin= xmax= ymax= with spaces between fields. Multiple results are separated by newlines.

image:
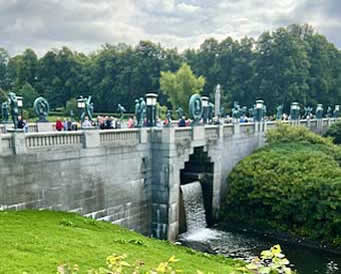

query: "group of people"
xmin=55 ymin=118 xmax=76 ymax=131
xmin=95 ymin=116 xmax=121 ymax=130
xmin=56 ymin=116 xmax=124 ymax=131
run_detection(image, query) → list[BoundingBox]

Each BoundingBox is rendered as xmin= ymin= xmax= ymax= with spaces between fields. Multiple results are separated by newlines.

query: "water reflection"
xmin=179 ymin=228 xmax=341 ymax=274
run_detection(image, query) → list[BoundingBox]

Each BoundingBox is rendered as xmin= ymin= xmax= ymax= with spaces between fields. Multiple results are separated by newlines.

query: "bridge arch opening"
xmin=179 ymin=146 xmax=214 ymax=234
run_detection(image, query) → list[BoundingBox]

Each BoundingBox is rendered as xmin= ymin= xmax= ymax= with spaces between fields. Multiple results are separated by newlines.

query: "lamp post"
xmin=17 ymin=96 xmax=23 ymax=117
xmin=201 ymin=96 xmax=209 ymax=124
xmin=77 ymin=96 xmax=86 ymax=121
xmin=290 ymin=102 xmax=300 ymax=121
xmin=316 ymin=104 xmax=323 ymax=119
xmin=146 ymin=93 xmax=158 ymax=127
xmin=255 ymin=99 xmax=264 ymax=122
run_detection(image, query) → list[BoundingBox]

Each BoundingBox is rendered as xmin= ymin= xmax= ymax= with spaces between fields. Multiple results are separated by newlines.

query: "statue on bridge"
xmin=176 ymin=107 xmax=184 ymax=119
xmin=208 ymin=102 xmax=215 ymax=123
xmin=304 ymin=106 xmax=313 ymax=119
xmin=8 ymin=92 xmax=19 ymax=128
xmin=189 ymin=94 xmax=203 ymax=126
xmin=276 ymin=105 xmax=283 ymax=120
xmin=232 ymin=101 xmax=241 ymax=122
xmin=137 ymin=97 xmax=146 ymax=127
xmin=79 ymin=96 xmax=94 ymax=122
xmin=165 ymin=110 xmax=172 ymax=127
xmin=334 ymin=105 xmax=340 ymax=118
xmin=1 ymin=101 xmax=9 ymax=123
xmin=117 ymin=104 xmax=126 ymax=120
xmin=33 ymin=97 xmax=49 ymax=122
xmin=327 ymin=106 xmax=332 ymax=118
xmin=248 ymin=106 xmax=254 ymax=119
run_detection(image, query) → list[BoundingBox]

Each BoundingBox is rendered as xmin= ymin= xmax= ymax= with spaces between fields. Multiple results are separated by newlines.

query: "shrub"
xmin=266 ymin=123 xmax=333 ymax=146
xmin=324 ymin=121 xmax=341 ymax=144
xmin=222 ymin=126 xmax=341 ymax=247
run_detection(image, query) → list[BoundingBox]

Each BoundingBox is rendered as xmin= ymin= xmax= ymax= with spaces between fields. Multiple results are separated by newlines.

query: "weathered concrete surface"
xmin=0 ymin=131 xmax=152 ymax=236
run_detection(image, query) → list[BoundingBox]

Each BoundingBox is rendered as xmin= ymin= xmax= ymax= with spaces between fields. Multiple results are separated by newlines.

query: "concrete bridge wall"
xmin=0 ymin=119 xmax=335 ymax=240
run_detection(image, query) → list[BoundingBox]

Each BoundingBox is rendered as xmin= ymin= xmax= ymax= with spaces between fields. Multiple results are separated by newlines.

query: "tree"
xmin=20 ymin=82 xmax=38 ymax=110
xmin=160 ymin=63 xmax=205 ymax=113
xmin=0 ymin=48 xmax=11 ymax=91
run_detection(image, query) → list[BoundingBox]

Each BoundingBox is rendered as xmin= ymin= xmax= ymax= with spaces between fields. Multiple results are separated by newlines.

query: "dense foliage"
xmin=1 ymin=24 xmax=341 ymax=114
xmin=324 ymin=121 xmax=341 ymax=145
xmin=222 ymin=124 xmax=341 ymax=247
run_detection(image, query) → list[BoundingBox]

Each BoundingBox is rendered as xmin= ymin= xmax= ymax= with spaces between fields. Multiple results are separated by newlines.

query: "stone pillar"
xmin=192 ymin=126 xmax=205 ymax=141
xmin=233 ymin=122 xmax=240 ymax=135
xmin=12 ymin=131 xmax=26 ymax=154
xmin=317 ymin=119 xmax=323 ymax=134
xmin=151 ymin=127 xmax=178 ymax=240
xmin=139 ymin=128 xmax=149 ymax=144
xmin=83 ymin=130 xmax=100 ymax=148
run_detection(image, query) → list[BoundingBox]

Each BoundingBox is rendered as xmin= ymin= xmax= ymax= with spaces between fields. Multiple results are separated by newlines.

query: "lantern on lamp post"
xmin=17 ymin=96 xmax=23 ymax=117
xmin=201 ymin=96 xmax=209 ymax=124
xmin=145 ymin=93 xmax=158 ymax=127
xmin=77 ymin=96 xmax=86 ymax=121
xmin=290 ymin=102 xmax=300 ymax=120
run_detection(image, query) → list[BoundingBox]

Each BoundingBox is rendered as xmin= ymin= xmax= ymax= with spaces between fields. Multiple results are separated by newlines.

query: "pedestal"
xmin=36 ymin=122 xmax=53 ymax=132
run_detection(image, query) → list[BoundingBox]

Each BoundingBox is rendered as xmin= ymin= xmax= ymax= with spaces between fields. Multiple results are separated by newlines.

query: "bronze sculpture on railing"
xmin=189 ymin=94 xmax=203 ymax=126
xmin=304 ymin=106 xmax=313 ymax=119
xmin=208 ymin=102 xmax=214 ymax=124
xmin=117 ymin=104 xmax=126 ymax=120
xmin=33 ymin=97 xmax=49 ymax=122
xmin=232 ymin=101 xmax=241 ymax=122
xmin=176 ymin=107 xmax=184 ymax=119
xmin=165 ymin=110 xmax=172 ymax=127
xmin=136 ymin=97 xmax=146 ymax=127
xmin=276 ymin=105 xmax=283 ymax=120
xmin=8 ymin=92 xmax=19 ymax=128
xmin=1 ymin=101 xmax=9 ymax=123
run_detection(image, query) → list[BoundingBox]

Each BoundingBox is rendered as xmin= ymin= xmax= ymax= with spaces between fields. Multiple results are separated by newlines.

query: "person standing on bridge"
xmin=55 ymin=118 xmax=63 ymax=131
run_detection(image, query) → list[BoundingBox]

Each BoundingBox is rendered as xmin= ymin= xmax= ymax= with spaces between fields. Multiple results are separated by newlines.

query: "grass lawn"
xmin=0 ymin=210 xmax=246 ymax=274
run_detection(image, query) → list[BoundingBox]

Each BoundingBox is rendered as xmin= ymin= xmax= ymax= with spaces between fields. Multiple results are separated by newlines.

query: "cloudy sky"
xmin=1 ymin=0 xmax=340 ymax=56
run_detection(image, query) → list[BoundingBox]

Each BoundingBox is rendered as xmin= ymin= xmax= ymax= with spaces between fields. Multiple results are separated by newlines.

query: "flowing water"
xmin=179 ymin=182 xmax=341 ymax=274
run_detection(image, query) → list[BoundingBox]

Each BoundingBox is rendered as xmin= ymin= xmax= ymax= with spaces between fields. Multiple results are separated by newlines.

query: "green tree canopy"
xmin=160 ymin=63 xmax=205 ymax=114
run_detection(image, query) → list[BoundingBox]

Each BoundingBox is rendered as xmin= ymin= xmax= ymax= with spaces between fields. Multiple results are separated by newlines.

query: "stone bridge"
xmin=0 ymin=119 xmax=335 ymax=240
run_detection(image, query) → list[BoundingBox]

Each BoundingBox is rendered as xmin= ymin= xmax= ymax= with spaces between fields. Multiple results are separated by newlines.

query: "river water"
xmin=180 ymin=228 xmax=341 ymax=274
xmin=179 ymin=182 xmax=341 ymax=274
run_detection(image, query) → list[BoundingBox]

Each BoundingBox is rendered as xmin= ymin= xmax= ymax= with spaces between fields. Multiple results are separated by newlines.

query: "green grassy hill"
xmin=0 ymin=210 xmax=244 ymax=274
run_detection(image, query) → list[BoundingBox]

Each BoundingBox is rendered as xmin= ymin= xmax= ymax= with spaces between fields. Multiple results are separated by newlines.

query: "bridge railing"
xmin=100 ymin=129 xmax=140 ymax=146
xmin=0 ymin=123 xmax=38 ymax=133
xmin=205 ymin=125 xmax=219 ymax=140
xmin=25 ymin=131 xmax=83 ymax=149
xmin=175 ymin=127 xmax=192 ymax=140
xmin=223 ymin=124 xmax=234 ymax=137
xmin=1 ymin=134 xmax=13 ymax=155
xmin=1 ymin=118 xmax=338 ymax=155
xmin=240 ymin=123 xmax=255 ymax=135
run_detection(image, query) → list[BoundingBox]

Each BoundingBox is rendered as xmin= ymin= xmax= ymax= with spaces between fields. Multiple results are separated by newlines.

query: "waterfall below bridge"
xmin=180 ymin=181 xmax=207 ymax=232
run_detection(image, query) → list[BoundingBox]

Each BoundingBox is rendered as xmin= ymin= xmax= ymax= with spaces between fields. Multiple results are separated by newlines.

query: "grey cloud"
xmin=0 ymin=0 xmax=340 ymax=56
